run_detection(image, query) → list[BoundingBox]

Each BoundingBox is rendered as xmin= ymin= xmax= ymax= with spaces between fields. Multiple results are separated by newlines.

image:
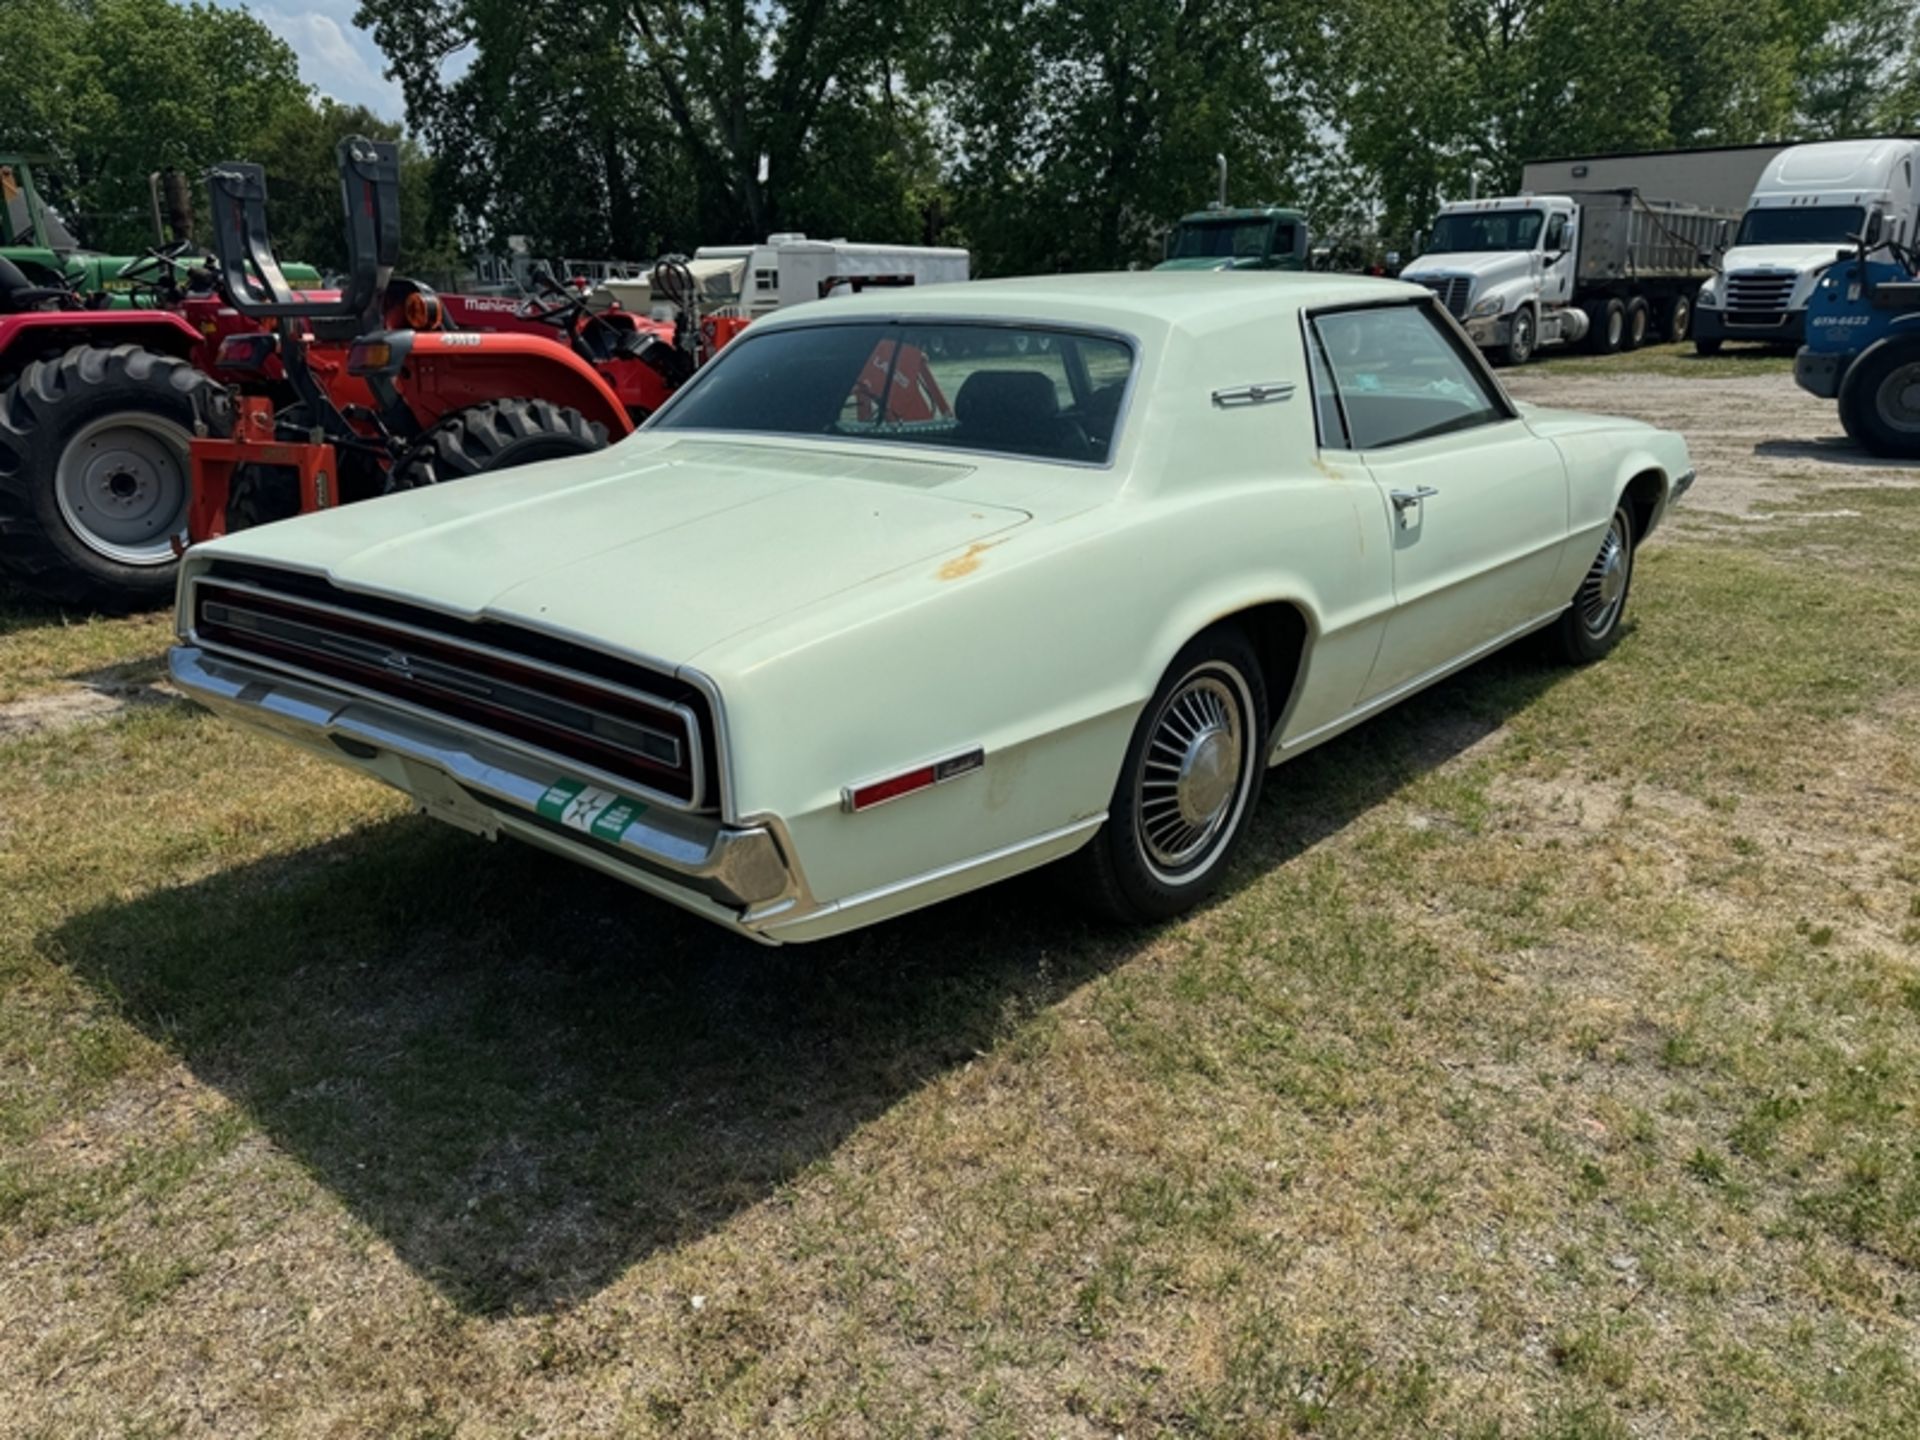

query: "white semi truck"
xmin=1693 ymin=137 xmax=1920 ymax=355
xmin=1400 ymin=190 xmax=1735 ymax=365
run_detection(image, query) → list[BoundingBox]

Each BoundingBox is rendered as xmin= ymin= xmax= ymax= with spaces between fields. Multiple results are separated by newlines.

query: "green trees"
xmin=7 ymin=0 xmax=1918 ymax=279
xmin=0 ymin=0 xmax=452 ymax=264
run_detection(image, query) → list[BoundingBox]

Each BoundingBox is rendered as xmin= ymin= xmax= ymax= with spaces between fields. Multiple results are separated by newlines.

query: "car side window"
xmin=1309 ymin=304 xmax=1508 ymax=450
xmin=1303 ymin=320 xmax=1350 ymax=449
xmin=1544 ymin=214 xmax=1568 ymax=252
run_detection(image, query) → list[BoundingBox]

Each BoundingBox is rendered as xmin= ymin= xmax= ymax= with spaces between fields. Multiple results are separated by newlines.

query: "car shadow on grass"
xmin=46 ymin=650 xmax=1566 ymax=1317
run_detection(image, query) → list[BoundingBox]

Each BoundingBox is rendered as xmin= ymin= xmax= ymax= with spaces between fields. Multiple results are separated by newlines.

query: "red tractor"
xmin=0 ymin=246 xmax=287 ymax=608
xmin=188 ymin=138 xmax=749 ymax=543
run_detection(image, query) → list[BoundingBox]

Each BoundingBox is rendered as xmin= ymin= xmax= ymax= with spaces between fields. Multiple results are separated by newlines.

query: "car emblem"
xmin=381 ymin=649 xmax=416 ymax=680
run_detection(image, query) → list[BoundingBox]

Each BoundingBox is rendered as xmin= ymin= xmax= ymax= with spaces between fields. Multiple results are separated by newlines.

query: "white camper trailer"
xmin=600 ymin=234 xmax=970 ymax=318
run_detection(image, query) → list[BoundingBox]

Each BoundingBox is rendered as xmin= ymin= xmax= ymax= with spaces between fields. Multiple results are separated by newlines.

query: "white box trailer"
xmin=598 ymin=234 xmax=970 ymax=318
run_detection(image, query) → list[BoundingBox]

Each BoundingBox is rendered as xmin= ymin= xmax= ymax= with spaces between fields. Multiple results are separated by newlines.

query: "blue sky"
xmin=215 ymin=1 xmax=409 ymax=122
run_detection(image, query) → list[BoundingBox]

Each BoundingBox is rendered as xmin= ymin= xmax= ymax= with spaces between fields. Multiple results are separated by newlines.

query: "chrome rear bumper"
xmin=169 ymin=645 xmax=800 ymax=935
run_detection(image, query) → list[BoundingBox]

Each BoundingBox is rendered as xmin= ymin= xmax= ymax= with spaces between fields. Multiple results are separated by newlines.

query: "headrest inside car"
xmin=954 ymin=369 xmax=1060 ymax=430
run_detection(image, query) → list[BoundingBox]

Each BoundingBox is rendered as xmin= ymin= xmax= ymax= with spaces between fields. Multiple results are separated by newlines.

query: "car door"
xmin=1542 ymin=211 xmax=1575 ymax=307
xmin=1309 ymin=300 xmax=1571 ymax=702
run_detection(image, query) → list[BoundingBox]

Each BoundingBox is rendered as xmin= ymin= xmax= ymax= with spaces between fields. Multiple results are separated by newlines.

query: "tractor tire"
xmin=396 ymin=398 xmax=607 ymax=488
xmin=0 ymin=344 xmax=215 ymax=611
xmin=1836 ymin=339 xmax=1920 ymax=460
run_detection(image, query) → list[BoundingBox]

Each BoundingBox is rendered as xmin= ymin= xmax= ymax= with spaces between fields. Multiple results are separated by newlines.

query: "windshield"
xmin=654 ymin=320 xmax=1136 ymax=465
xmin=1735 ymin=205 xmax=1867 ymax=247
xmin=1169 ymin=219 xmax=1277 ymax=260
xmin=1425 ymin=209 xmax=1545 ymax=254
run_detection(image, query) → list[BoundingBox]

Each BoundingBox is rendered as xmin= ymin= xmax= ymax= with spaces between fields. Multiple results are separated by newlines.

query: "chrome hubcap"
xmin=54 ymin=413 xmax=191 ymax=566
xmin=1137 ymin=672 xmax=1246 ymax=875
xmin=1579 ymin=514 xmax=1630 ymax=637
xmin=1879 ymin=363 xmax=1920 ymax=434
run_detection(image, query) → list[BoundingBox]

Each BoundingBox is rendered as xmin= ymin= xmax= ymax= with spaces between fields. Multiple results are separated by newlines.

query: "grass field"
xmin=3 ymin=405 xmax=1918 ymax=1435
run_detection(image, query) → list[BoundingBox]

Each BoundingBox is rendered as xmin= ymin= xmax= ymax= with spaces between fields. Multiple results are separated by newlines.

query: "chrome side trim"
xmin=1276 ymin=605 xmax=1567 ymax=757
xmin=760 ymin=814 xmax=1104 ymax=935
xmin=1211 ymin=381 xmax=1296 ymax=408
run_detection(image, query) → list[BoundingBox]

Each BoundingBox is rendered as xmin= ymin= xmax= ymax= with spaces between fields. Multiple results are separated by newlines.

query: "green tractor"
xmin=3 ymin=154 xmax=322 ymax=303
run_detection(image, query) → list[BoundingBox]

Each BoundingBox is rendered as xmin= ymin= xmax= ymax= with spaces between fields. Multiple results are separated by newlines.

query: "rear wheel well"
xmin=1623 ymin=469 xmax=1664 ymax=542
xmin=1213 ymin=601 xmax=1309 ymax=733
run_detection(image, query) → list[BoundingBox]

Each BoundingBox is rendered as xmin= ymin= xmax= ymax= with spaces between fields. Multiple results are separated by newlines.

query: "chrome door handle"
xmin=1390 ymin=487 xmax=1439 ymax=510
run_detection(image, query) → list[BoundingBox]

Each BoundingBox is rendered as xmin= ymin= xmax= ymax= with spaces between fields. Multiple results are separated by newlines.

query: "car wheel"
xmin=1553 ymin=503 xmax=1635 ymax=664
xmin=1624 ymin=297 xmax=1651 ymax=350
xmin=1073 ymin=628 xmax=1269 ymax=924
xmin=1694 ymin=335 xmax=1723 ymax=357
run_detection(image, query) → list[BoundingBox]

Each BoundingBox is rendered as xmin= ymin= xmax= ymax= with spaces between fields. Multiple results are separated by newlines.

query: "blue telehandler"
xmin=1795 ymin=221 xmax=1920 ymax=459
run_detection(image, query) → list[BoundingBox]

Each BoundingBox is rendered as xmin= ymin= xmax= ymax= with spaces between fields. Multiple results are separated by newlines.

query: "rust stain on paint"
xmin=937 ymin=539 xmax=1003 ymax=581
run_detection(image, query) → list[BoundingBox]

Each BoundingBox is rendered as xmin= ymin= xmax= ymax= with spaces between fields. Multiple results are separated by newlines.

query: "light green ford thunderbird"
xmin=169 ymin=273 xmax=1693 ymax=942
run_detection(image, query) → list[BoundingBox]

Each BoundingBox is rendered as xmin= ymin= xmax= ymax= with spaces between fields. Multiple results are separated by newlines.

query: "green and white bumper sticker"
xmin=535 ymin=778 xmax=648 ymax=842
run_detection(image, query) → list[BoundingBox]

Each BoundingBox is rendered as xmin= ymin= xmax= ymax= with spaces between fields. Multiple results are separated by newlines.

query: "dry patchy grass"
xmin=1519 ymin=341 xmax=1795 ymax=381
xmin=2 ymin=479 xmax=1919 ymax=1436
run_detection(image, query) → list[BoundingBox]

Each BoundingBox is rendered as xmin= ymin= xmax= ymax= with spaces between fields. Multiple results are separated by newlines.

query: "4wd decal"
xmin=535 ymin=778 xmax=648 ymax=841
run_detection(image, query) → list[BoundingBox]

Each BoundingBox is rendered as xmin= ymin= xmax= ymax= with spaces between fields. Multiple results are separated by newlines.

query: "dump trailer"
xmin=1400 ymin=189 xmax=1737 ymax=364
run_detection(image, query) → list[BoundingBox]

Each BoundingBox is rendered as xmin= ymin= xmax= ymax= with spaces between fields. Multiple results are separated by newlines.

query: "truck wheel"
xmin=1664 ymin=294 xmax=1693 ymax=344
xmin=1694 ymin=335 xmax=1723 ymax=357
xmin=1585 ymin=299 xmax=1625 ymax=354
xmin=0 ymin=344 xmax=214 ymax=611
xmin=1499 ymin=306 xmax=1537 ymax=366
xmin=395 ymin=397 xmax=607 ymax=487
xmin=1624 ymin=297 xmax=1651 ymax=350
xmin=1837 ymin=341 xmax=1920 ymax=459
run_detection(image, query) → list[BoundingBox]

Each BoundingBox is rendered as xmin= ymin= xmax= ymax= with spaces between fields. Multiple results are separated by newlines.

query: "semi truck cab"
xmin=1400 ymin=196 xmax=1581 ymax=351
xmin=1695 ymin=138 xmax=1920 ymax=354
xmin=1153 ymin=204 xmax=1310 ymax=271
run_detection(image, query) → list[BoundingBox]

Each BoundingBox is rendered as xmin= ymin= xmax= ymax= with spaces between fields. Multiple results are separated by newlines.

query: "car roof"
xmin=756 ymin=270 xmax=1429 ymax=338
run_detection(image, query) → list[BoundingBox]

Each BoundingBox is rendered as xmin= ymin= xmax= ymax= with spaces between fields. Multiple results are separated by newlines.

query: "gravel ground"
xmin=1504 ymin=369 xmax=1920 ymax=519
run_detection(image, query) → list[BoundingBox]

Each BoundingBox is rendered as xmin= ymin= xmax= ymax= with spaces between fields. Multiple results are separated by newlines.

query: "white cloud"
xmin=219 ymin=2 xmax=407 ymax=121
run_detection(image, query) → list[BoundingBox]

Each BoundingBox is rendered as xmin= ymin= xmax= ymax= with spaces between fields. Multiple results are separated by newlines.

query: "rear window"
xmin=653 ymin=320 xmax=1135 ymax=465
